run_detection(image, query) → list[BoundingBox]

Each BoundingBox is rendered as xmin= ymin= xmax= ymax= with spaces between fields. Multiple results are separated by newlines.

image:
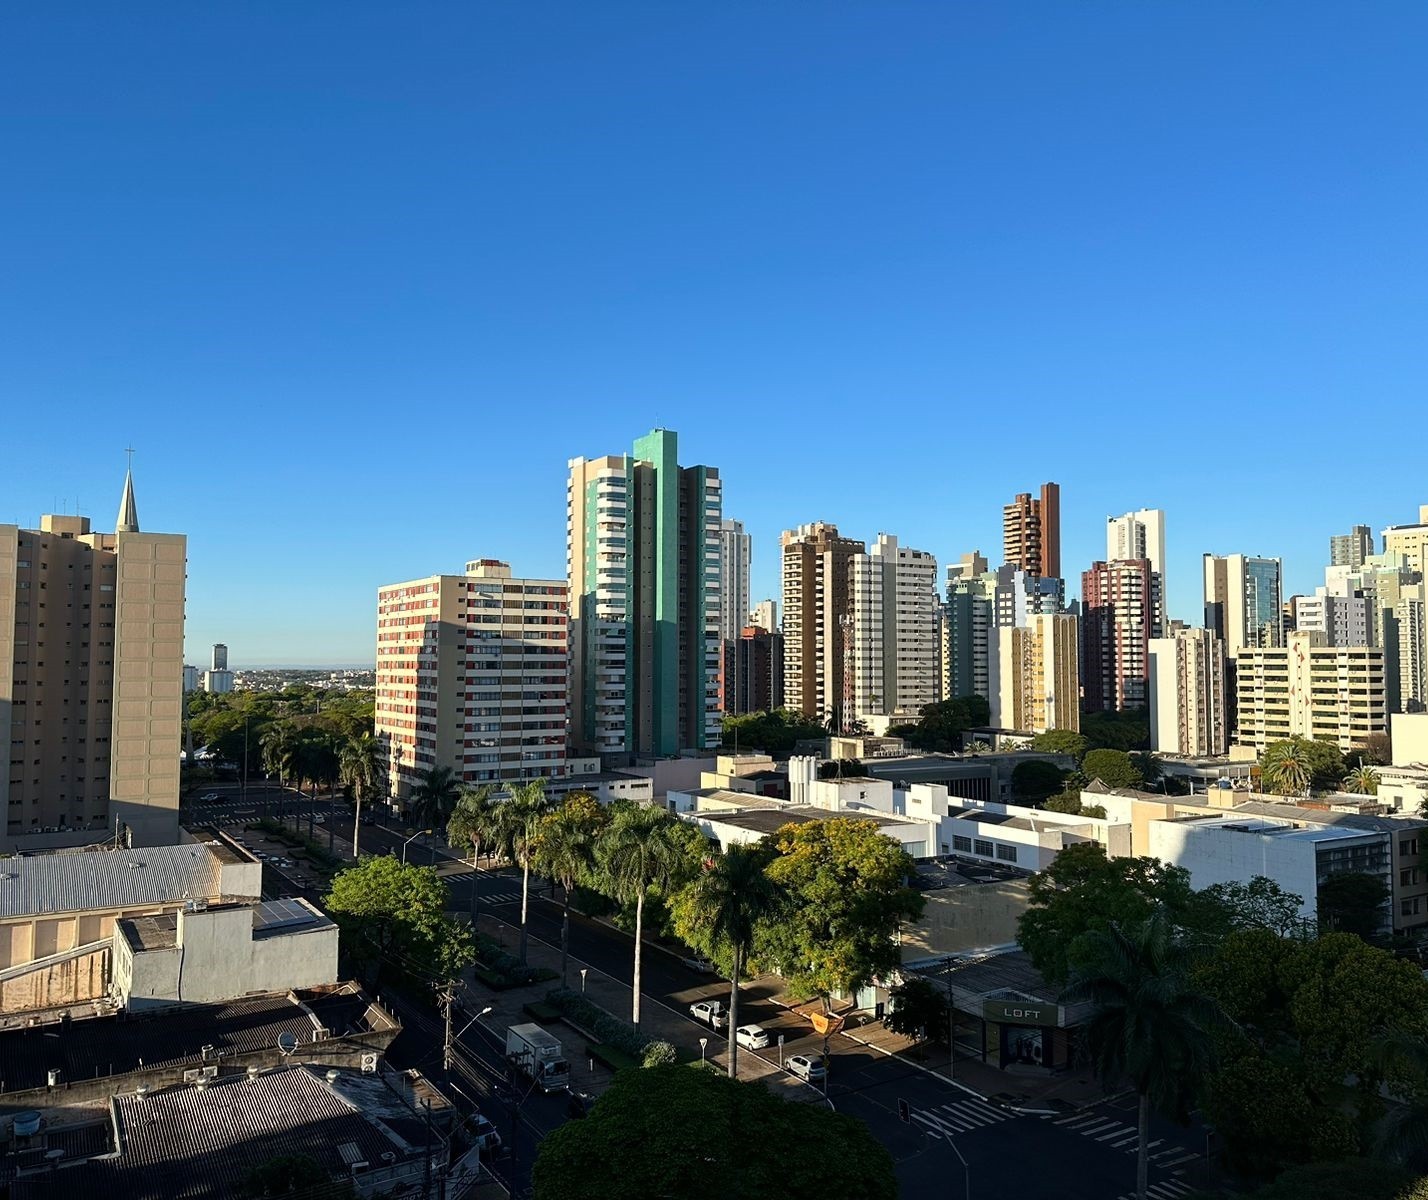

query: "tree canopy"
xmin=1317 ymin=872 xmax=1390 ymax=942
xmin=720 ymin=708 xmax=827 ymax=755
xmin=1029 ymin=729 xmax=1089 ymax=760
xmin=758 ymin=818 xmax=924 ymax=1006
xmin=531 ymin=1065 xmax=897 ymax=1200
xmin=1261 ymin=736 xmax=1346 ymax=795
xmin=1079 ymin=709 xmax=1150 ymax=752
xmin=1081 ymin=748 xmax=1145 ymax=789
xmin=1011 ymin=759 xmax=1066 ymax=804
xmin=885 ymin=695 xmax=990 ymax=753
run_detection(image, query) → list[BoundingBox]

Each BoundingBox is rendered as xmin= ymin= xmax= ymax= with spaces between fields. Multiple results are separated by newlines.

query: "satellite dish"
xmin=277 ymin=1032 xmax=299 ymax=1056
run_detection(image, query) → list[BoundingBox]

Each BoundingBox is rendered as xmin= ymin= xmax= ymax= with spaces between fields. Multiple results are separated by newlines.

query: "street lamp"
xmin=402 ymin=829 xmax=432 ymax=866
xmin=699 ymin=1037 xmax=708 ymax=1068
xmin=580 ymin=968 xmax=588 ymax=995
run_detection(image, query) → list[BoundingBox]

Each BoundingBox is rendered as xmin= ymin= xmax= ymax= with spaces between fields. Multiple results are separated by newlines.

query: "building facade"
xmin=940 ymin=575 xmax=994 ymax=704
xmin=722 ymin=625 xmax=784 ymax=716
xmin=1148 ymin=627 xmax=1228 ymax=756
xmin=0 ymin=471 xmax=185 ymax=849
xmin=780 ymin=522 xmax=864 ymax=726
xmin=850 ymin=534 xmax=939 ymax=721
xmin=993 ymin=613 xmax=1080 ymax=734
xmin=1233 ymin=630 xmax=1388 ymax=753
xmin=1204 ymin=554 xmax=1284 ymax=654
xmin=567 ymin=429 xmax=721 ymax=758
xmin=1001 ymin=482 xmax=1060 ymax=578
xmin=1331 ymin=525 xmax=1375 ymax=569
xmin=1384 ymin=505 xmax=1428 ymax=574
xmin=717 ymin=520 xmax=750 ymax=644
xmin=750 ymin=598 xmax=777 ymax=634
xmin=1081 ymin=559 xmax=1159 ymax=712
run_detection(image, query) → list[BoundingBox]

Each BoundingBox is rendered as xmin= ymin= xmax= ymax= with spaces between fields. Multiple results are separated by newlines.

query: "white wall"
xmin=1147 ymin=820 xmax=1324 ymax=919
xmin=1394 ymin=714 xmax=1428 ymax=767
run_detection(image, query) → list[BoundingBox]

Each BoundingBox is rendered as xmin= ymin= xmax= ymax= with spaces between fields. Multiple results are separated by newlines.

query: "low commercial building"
xmin=860 ymin=751 xmax=1075 ymax=805
xmin=900 ymin=860 xmax=1032 ymax=962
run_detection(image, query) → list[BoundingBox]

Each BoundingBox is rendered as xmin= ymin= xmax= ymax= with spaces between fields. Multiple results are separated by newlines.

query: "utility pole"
xmin=943 ymin=954 xmax=957 ymax=1081
xmin=439 ymin=979 xmax=458 ymax=1079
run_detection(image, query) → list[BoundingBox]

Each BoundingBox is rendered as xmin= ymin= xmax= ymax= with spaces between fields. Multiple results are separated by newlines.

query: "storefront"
xmin=980 ymin=996 xmax=1074 ymax=1071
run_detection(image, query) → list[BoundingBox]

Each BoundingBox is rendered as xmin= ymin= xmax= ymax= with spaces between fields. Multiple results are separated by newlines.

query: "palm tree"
xmin=1061 ymin=910 xmax=1228 ymax=1200
xmin=447 ymin=785 xmax=497 ymax=927
xmin=679 ymin=842 xmax=781 ymax=1078
xmin=492 ymin=780 xmax=556 ymax=964
xmin=408 ymin=765 xmax=461 ymax=833
xmin=532 ymin=793 xmax=606 ymax=987
xmin=1344 ymin=765 xmax=1381 ymax=796
xmin=1373 ymin=1031 xmax=1428 ymax=1170
xmin=597 ymin=804 xmax=698 ymax=1029
xmin=340 ymin=732 xmax=386 ymax=855
xmin=261 ymin=722 xmax=302 ymax=824
xmin=1262 ymin=740 xmax=1311 ymax=796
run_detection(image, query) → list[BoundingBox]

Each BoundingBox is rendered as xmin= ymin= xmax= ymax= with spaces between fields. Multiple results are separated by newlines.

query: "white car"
xmin=689 ymin=1000 xmax=727 ymax=1029
xmin=200 ymin=792 xmax=219 ymax=802
xmin=787 ymin=1053 xmax=826 ymax=1083
xmin=681 ymin=956 xmax=716 ymax=974
xmin=735 ymin=1024 xmax=770 ymax=1050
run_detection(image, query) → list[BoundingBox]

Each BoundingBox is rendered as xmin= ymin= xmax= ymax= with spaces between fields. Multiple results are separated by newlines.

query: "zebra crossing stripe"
xmin=1096 ymin=1124 xmax=1136 ymax=1142
xmin=1154 ymin=1151 xmax=1199 ymax=1169
xmin=946 ymin=1099 xmax=1007 ymax=1125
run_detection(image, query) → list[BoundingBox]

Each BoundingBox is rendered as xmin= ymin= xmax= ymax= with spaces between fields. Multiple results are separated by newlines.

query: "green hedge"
xmin=587 ymin=1042 xmax=642 ymax=1073
xmin=474 ymin=934 xmax=556 ymax=988
xmin=545 ymin=987 xmax=675 ymax=1068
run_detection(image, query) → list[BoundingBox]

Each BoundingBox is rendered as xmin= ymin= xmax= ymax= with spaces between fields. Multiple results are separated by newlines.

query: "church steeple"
xmin=116 ymin=449 xmax=140 ymax=534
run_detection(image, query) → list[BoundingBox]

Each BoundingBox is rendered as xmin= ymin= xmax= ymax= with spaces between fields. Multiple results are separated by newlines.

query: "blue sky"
xmin=3 ymin=4 xmax=1426 ymax=665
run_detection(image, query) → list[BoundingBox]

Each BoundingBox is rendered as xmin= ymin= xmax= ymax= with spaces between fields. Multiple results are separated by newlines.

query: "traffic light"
xmin=898 ymin=1097 xmax=911 ymax=1124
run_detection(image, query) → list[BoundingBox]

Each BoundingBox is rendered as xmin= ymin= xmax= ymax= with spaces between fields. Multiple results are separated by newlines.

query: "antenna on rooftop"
xmin=277 ymin=1031 xmax=299 ymax=1056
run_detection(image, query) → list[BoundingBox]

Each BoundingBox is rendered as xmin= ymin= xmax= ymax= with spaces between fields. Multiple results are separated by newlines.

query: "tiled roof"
xmin=0 ymin=845 xmax=220 ymax=920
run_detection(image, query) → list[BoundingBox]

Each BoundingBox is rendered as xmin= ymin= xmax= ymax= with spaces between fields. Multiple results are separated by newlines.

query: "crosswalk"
xmin=1115 ymin=1181 xmax=1196 ymax=1200
xmin=1045 ymin=1111 xmax=1200 ymax=1170
xmin=912 ymin=1096 xmax=1013 ymax=1137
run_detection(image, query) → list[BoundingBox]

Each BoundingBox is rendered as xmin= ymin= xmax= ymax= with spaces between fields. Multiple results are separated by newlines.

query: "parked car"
xmin=681 ymin=955 xmax=716 ymax=974
xmin=735 ymin=1024 xmax=770 ymax=1050
xmin=200 ymin=792 xmax=219 ymax=803
xmin=787 ymin=1054 xmax=826 ymax=1083
xmin=689 ymin=1000 xmax=727 ymax=1029
xmin=468 ymin=1113 xmax=503 ymax=1153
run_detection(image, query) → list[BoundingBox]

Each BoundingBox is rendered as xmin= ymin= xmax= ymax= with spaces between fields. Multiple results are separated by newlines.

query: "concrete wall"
xmin=900 ymin=880 xmax=1030 ymax=960
xmin=1395 ymin=714 xmax=1428 ymax=766
xmin=0 ymin=946 xmax=109 ymax=1013
xmin=1147 ymin=821 xmax=1323 ymax=919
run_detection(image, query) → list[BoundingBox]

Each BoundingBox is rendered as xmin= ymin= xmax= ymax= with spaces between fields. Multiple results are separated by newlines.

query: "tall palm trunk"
xmin=519 ymin=857 xmax=531 ymax=964
xmin=728 ymin=945 xmax=742 ymax=1079
xmin=1136 ymin=1089 xmax=1149 ymax=1200
xmin=560 ymin=877 xmax=572 ymax=988
xmin=632 ymin=891 xmax=645 ymax=1028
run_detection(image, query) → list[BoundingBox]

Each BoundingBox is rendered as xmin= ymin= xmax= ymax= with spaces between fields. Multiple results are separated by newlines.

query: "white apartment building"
xmin=718 ymin=519 xmax=751 ymax=643
xmin=1293 ymin=589 xmax=1371 ymax=647
xmin=460 ymin=560 xmax=568 ymax=785
xmin=1233 ymin=630 xmax=1388 ymax=753
xmin=850 ymin=534 xmax=939 ymax=721
xmin=750 ymin=598 xmax=778 ymax=633
xmin=1149 ymin=627 xmax=1228 ymax=755
xmin=1384 ymin=505 xmax=1428 ymax=573
xmin=1398 ymin=586 xmax=1427 ymax=713
xmin=1107 ymin=509 xmax=1166 ymax=635
xmin=992 ymin=613 xmax=1079 ymax=734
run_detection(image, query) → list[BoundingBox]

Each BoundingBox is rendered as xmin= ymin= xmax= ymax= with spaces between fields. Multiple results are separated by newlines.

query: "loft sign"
xmin=982 ymin=999 xmax=1062 ymax=1027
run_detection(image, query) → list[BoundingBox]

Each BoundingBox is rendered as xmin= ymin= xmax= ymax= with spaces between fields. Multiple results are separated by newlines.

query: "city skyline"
xmin=5 ymin=4 xmax=1428 ymax=663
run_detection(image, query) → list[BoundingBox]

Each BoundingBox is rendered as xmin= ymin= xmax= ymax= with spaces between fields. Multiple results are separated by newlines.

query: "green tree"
xmin=1248 ymin=1159 xmax=1416 ymax=1200
xmin=533 ymin=792 xmax=610 ymax=988
xmin=325 ymin=856 xmax=473 ymax=983
xmin=1344 ymin=765 xmax=1382 ymax=795
xmin=720 ymin=708 xmax=828 ymax=755
xmin=1017 ymin=844 xmax=1195 ymax=986
xmin=493 ymin=779 xmax=557 ymax=965
xmin=887 ymin=696 xmax=991 ymax=753
xmin=759 ymin=819 xmax=924 ymax=1015
xmin=447 ymin=784 xmax=497 ymax=927
xmin=1373 ymin=1033 xmax=1428 ymax=1172
xmin=1011 ymin=759 xmax=1066 ymax=804
xmin=1029 ymin=729 xmax=1089 ymax=761
xmin=1189 ymin=876 xmax=1307 ymax=938
xmin=1317 ymin=871 xmax=1390 ymax=941
xmin=673 ymin=842 xmax=782 ymax=1079
xmin=817 ymin=757 xmax=869 ymax=779
xmin=884 ymin=975 xmax=949 ymax=1044
xmin=1082 ymin=748 xmax=1144 ymax=789
xmin=1041 ymin=789 xmax=1105 ymax=817
xmin=243 ymin=1153 xmax=351 ymax=1197
xmin=1080 ymin=709 xmax=1150 ymax=752
xmin=339 ymin=731 xmax=385 ymax=832
xmin=1062 ymin=911 xmax=1228 ymax=1200
xmin=408 ymin=764 xmax=461 ymax=831
xmin=261 ymin=721 xmax=300 ymax=790
xmin=531 ymin=1064 xmax=896 ymax=1200
xmin=597 ymin=804 xmax=702 ymax=1028
xmin=1262 ymin=736 xmax=1346 ymax=795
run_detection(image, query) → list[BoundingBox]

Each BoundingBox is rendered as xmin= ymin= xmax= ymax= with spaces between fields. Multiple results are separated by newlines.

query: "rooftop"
xmin=0 ymin=844 xmax=223 ymax=921
xmin=1167 ymin=814 xmax=1381 ymax=843
xmin=701 ymin=807 xmax=909 ymax=836
xmin=1229 ymin=801 xmax=1428 ymax=835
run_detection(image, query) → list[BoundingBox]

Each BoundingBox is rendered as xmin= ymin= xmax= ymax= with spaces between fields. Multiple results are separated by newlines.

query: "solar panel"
xmin=253 ymin=898 xmax=321 ymax=934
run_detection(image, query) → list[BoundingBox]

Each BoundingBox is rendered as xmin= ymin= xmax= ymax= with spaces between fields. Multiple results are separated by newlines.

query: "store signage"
xmin=982 ymin=999 xmax=1061 ymax=1026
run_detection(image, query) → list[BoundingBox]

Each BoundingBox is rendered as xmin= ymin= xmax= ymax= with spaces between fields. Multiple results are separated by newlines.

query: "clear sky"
xmin=3 ymin=4 xmax=1426 ymax=665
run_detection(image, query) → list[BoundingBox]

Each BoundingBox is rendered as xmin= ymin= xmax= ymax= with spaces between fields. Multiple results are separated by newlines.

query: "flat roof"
xmin=910 ymin=949 xmax=1057 ymax=1005
xmin=1169 ymin=814 xmax=1381 ymax=842
xmin=120 ymin=913 xmax=178 ymax=952
xmin=1230 ymin=801 xmax=1428 ymax=835
xmin=0 ymin=843 xmax=221 ymax=921
xmin=703 ymin=807 xmax=909 ymax=836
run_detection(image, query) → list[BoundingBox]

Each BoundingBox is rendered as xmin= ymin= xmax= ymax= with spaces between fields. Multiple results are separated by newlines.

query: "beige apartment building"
xmin=1233 ymin=630 xmax=1388 ymax=753
xmin=375 ymin=559 xmax=567 ymax=801
xmin=0 ymin=471 xmax=185 ymax=850
xmin=1149 ymin=627 xmax=1228 ymax=756
xmin=1384 ymin=505 xmax=1428 ymax=574
xmin=849 ymin=534 xmax=939 ymax=722
xmin=781 ymin=522 xmax=865 ymax=727
xmin=993 ymin=613 xmax=1079 ymax=734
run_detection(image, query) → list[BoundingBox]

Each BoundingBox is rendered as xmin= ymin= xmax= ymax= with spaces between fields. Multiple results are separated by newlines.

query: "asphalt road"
xmin=214 ymin=802 xmax=1211 ymax=1199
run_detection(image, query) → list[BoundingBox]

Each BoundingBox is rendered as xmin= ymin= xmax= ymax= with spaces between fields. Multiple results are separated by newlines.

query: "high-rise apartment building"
xmin=722 ymin=625 xmax=784 ymax=716
xmin=993 ymin=613 xmax=1080 ymax=734
xmin=1203 ymin=554 xmax=1284 ymax=655
xmin=0 ymin=469 xmax=186 ymax=848
xmin=567 ymin=429 xmax=721 ymax=758
xmin=460 ymin=560 xmax=568 ymax=784
xmin=1331 ymin=525 xmax=1375 ymax=569
xmin=750 ymin=599 xmax=778 ymax=634
xmin=1002 ymin=483 xmax=1060 ymax=578
xmin=992 ymin=564 xmax=1064 ymax=629
xmin=940 ymin=571 xmax=994 ymax=704
xmin=211 ymin=644 xmax=227 ymax=671
xmin=1292 ymin=590 xmax=1371 ymax=647
xmin=1107 ymin=509 xmax=1166 ymax=636
xmin=1081 ymin=559 xmax=1159 ymax=712
xmin=1148 ymin=627 xmax=1228 ymax=756
xmin=375 ymin=559 xmax=568 ymax=799
xmin=780 ymin=522 xmax=864 ymax=725
xmin=717 ymin=520 xmax=750 ymax=643
xmin=849 ymin=534 xmax=938 ymax=721
xmin=1384 ymin=506 xmax=1428 ymax=573
xmin=1234 ymin=631 xmax=1387 ymax=753
xmin=1397 ymin=586 xmax=1427 ymax=714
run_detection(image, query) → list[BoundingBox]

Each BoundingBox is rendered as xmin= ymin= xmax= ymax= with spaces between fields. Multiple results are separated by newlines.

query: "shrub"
xmin=546 ymin=988 xmax=664 ymax=1062
xmin=641 ymin=1040 xmax=677 ymax=1067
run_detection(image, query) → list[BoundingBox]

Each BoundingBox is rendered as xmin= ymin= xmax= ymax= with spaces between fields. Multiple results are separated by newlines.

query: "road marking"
xmin=1153 ymin=1150 xmax=1199 ymax=1169
xmin=910 ymin=1098 xmax=1011 ymax=1135
xmin=1096 ymin=1124 xmax=1136 ymax=1142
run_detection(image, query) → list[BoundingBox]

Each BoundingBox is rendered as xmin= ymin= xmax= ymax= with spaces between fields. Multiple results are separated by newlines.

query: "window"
xmin=1403 ymin=897 xmax=1422 ymax=918
xmin=952 ymin=835 xmax=971 ymax=853
xmin=973 ymin=839 xmax=994 ymax=858
xmin=1403 ymin=839 xmax=1420 ymax=857
xmin=995 ymin=844 xmax=1018 ymax=863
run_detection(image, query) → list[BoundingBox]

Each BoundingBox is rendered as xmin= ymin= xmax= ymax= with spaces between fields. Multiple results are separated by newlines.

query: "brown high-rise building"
xmin=1081 ymin=558 xmax=1159 ymax=712
xmin=780 ymin=523 xmax=865 ymax=724
xmin=722 ymin=625 xmax=784 ymax=716
xmin=1002 ymin=482 xmax=1060 ymax=578
xmin=0 ymin=469 xmax=186 ymax=849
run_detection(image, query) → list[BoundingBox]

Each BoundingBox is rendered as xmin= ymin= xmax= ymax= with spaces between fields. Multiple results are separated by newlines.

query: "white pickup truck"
xmin=689 ymin=999 xmax=728 ymax=1030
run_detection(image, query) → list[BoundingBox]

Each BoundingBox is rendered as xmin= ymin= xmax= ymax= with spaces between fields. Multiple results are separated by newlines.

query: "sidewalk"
xmin=465 ymin=912 xmax=826 ymax=1106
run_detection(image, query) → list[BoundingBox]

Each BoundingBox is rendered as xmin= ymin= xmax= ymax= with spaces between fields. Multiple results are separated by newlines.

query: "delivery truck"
xmin=505 ymin=1022 xmax=570 ymax=1092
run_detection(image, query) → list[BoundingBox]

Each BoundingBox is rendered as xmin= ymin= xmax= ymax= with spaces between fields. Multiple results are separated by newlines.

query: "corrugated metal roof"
xmin=0 ymin=844 xmax=220 ymax=920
